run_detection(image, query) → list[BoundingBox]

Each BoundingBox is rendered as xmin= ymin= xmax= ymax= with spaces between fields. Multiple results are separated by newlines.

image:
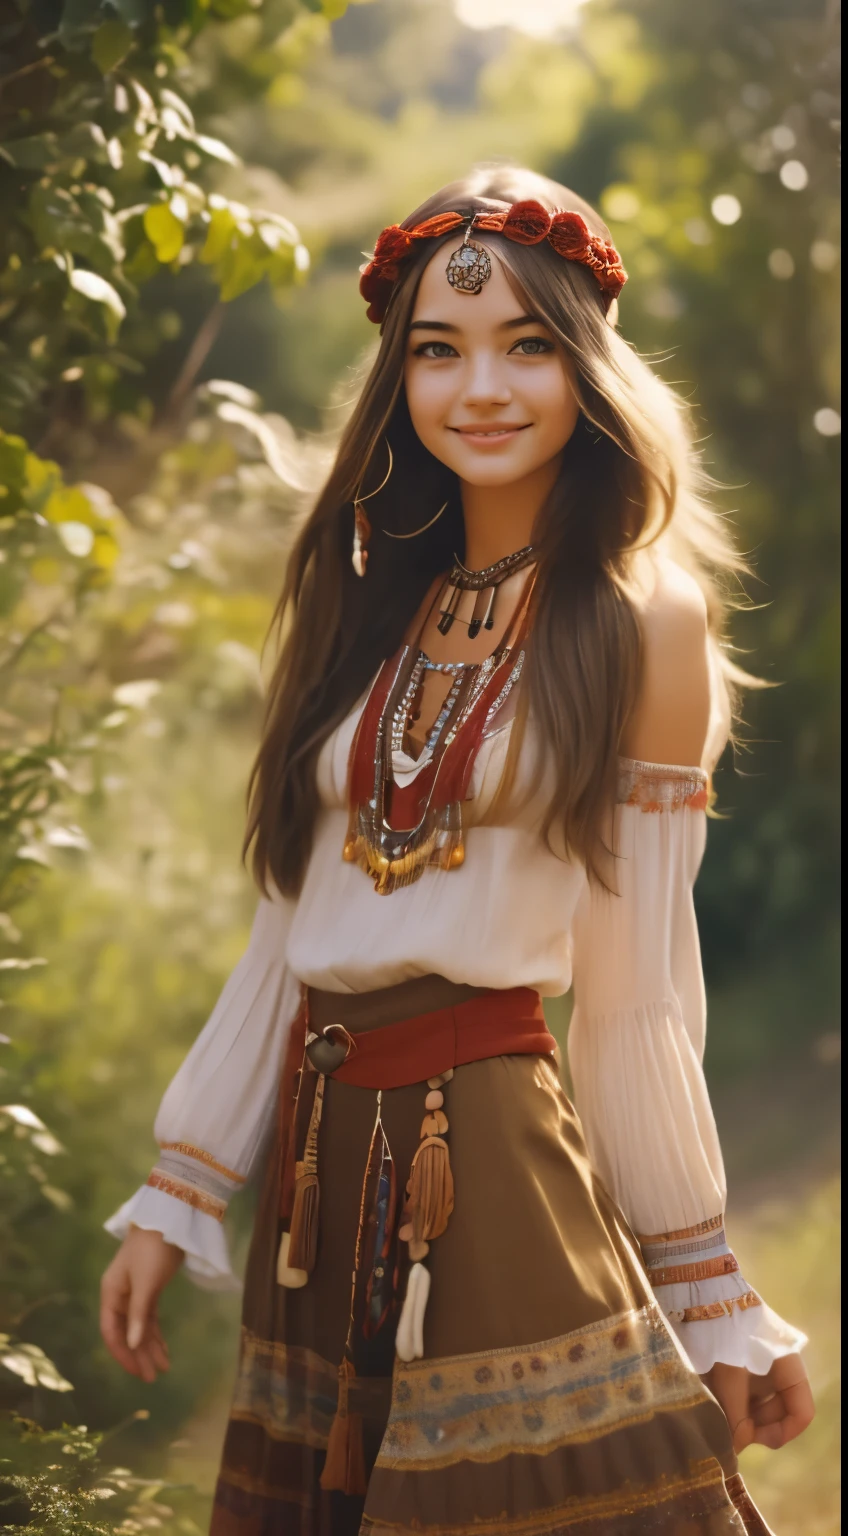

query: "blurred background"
xmin=0 ymin=0 xmax=840 ymax=1530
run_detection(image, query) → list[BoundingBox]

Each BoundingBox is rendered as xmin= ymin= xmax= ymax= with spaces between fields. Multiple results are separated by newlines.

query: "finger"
xmin=151 ymin=1323 xmax=170 ymax=1357
xmin=775 ymin=1378 xmax=816 ymax=1444
xmin=100 ymin=1271 xmax=143 ymax=1377
xmin=100 ymin=1298 xmax=143 ymax=1378
xmin=752 ymin=1419 xmax=790 ymax=1450
xmin=150 ymin=1334 xmax=171 ymax=1373
xmin=767 ymin=1353 xmax=808 ymax=1394
xmin=132 ymin=1339 xmax=159 ymax=1385
xmin=751 ymin=1387 xmax=816 ymax=1448
xmin=705 ymin=1364 xmax=755 ymax=1452
xmin=751 ymin=1394 xmax=785 ymax=1428
xmin=759 ymin=1357 xmax=815 ymax=1447
xmin=126 ymin=1278 xmax=157 ymax=1354
xmin=732 ymin=1414 xmax=756 ymax=1453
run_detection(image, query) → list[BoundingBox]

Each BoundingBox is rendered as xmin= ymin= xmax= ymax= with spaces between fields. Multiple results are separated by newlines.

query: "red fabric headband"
xmin=359 ymin=200 xmax=627 ymax=324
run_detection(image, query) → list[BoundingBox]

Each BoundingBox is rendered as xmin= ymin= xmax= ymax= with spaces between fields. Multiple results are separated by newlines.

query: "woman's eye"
xmin=509 ymin=336 xmax=554 ymax=356
xmin=414 ymin=341 xmax=458 ymax=359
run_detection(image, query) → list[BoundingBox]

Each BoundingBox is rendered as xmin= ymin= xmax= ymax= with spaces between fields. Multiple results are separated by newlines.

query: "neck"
xmin=460 ymin=456 xmax=561 ymax=570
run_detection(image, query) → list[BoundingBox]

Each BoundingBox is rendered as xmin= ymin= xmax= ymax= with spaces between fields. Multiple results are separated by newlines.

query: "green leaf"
xmin=59 ymin=0 xmax=104 ymax=39
xmin=0 ymin=1337 xmax=74 ymax=1392
xmin=143 ymin=202 xmax=184 ymax=263
xmin=112 ymin=0 xmax=150 ymax=24
xmin=2 ymin=134 xmax=60 ymax=171
xmin=218 ymin=241 xmax=265 ymax=302
xmin=92 ymin=18 xmax=134 ymax=73
xmin=193 ymin=133 xmax=240 ymax=165
xmin=57 ymin=121 xmax=110 ymax=164
xmin=68 ymin=269 xmax=126 ymax=340
xmin=200 ymin=205 xmax=237 ymax=264
xmin=28 ymin=183 xmax=125 ymax=266
xmin=159 ymin=87 xmax=195 ymax=130
xmin=43 ymin=483 xmax=98 ymax=526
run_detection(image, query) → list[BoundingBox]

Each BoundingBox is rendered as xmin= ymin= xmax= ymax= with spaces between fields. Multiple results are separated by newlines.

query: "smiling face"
xmin=403 ymin=239 xmax=581 ymax=490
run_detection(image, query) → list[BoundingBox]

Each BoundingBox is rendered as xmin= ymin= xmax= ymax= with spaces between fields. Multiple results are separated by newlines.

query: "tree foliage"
xmin=0 ymin=0 xmax=348 ymax=1502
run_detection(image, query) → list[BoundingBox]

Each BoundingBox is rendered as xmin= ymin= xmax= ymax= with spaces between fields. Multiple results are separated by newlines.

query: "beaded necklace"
xmin=344 ymin=555 xmax=536 ymax=895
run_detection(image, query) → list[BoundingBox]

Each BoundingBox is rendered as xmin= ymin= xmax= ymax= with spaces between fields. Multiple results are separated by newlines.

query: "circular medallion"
xmin=446 ymin=238 xmax=492 ymax=295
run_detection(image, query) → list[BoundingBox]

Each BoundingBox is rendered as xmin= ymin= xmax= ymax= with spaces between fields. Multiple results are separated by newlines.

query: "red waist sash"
xmin=329 ymin=985 xmax=554 ymax=1090
xmin=279 ymin=985 xmax=555 ymax=1220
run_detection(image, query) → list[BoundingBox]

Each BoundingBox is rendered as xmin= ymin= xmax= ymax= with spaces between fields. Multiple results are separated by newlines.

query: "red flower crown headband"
xmin=359 ymin=199 xmax=627 ymax=325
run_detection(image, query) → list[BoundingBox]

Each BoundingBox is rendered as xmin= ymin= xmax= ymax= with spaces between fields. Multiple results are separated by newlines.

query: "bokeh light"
xmin=771 ymin=124 xmax=797 ymax=151
xmin=711 ymin=193 xmax=743 ymax=225
xmin=780 ymin=159 xmax=810 ymax=191
xmin=454 ymin=0 xmax=586 ymax=36
xmin=768 ymin=249 xmax=795 ymax=279
xmin=813 ymin=408 xmax=841 ymax=437
xmin=810 ymin=240 xmax=840 ymax=272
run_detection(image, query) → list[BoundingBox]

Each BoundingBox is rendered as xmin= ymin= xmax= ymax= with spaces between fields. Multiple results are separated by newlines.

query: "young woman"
xmin=102 ymin=167 xmax=812 ymax=1535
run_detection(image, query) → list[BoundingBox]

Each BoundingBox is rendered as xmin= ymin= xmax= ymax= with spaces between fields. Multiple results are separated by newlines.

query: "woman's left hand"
xmin=702 ymin=1353 xmax=815 ymax=1452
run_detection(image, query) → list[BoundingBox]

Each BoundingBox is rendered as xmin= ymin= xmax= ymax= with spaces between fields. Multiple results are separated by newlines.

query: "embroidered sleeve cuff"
xmin=638 ymin=1216 xmax=807 ymax=1374
xmin=145 ymin=1141 xmax=246 ymax=1221
xmin=104 ymin=1184 xmax=241 ymax=1292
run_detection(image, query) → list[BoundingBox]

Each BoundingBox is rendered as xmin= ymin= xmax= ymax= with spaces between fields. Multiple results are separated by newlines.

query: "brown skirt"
xmin=210 ymin=985 xmax=771 ymax=1536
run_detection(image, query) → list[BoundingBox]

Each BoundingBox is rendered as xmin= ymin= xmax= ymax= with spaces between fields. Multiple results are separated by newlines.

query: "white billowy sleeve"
xmin=568 ymin=758 xmax=806 ymax=1375
xmin=105 ymin=892 xmax=301 ymax=1291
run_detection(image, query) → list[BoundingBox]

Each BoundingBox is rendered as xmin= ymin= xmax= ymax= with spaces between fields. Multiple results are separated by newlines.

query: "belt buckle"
xmin=305 ymin=1022 xmax=354 ymax=1075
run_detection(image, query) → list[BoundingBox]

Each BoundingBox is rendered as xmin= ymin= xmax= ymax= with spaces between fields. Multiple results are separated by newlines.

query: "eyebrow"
xmin=408 ymin=313 xmax=546 ymax=334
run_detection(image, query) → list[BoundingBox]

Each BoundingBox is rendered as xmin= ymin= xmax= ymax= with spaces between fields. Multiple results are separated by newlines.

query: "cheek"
xmin=523 ymin=363 xmax=580 ymax=450
xmin=404 ymin=363 xmax=451 ymax=445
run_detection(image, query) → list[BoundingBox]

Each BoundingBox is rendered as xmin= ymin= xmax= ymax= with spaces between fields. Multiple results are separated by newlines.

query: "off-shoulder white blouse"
xmin=106 ymin=689 xmax=805 ymax=1376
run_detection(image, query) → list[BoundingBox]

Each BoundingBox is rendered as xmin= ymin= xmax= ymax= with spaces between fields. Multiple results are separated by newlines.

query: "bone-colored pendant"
xmin=276 ymin=1229 xmax=309 ymax=1289
xmin=395 ymin=1262 xmax=431 ymax=1362
xmin=427 ymin=1068 xmax=454 ymax=1090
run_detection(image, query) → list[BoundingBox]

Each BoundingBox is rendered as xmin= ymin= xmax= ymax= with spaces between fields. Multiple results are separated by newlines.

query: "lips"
xmin=449 ymin=424 xmax=530 ymax=437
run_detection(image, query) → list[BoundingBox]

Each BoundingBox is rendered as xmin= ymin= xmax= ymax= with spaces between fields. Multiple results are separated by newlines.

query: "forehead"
xmin=410 ymin=239 xmax=530 ymax=328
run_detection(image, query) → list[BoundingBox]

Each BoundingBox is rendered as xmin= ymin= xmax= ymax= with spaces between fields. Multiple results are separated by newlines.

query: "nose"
xmin=460 ymin=349 xmax=512 ymax=410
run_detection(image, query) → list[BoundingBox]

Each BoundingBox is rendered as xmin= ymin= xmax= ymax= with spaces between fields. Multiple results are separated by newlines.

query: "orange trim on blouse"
xmin=158 ymin=1141 xmax=246 ymax=1184
xmin=146 ymin=1169 xmax=227 ymax=1221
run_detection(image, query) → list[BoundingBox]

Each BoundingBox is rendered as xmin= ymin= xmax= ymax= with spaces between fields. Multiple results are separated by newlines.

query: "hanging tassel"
xmin=320 ymin=1355 xmax=368 ymax=1496
xmin=407 ymin=1134 xmax=454 ymax=1244
xmin=287 ymin=1165 xmax=320 ymax=1273
xmin=287 ymin=1072 xmax=326 ymax=1274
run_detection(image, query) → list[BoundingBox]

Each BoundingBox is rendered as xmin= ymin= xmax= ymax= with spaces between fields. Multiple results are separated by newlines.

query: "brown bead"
xmin=409 ymin=1238 xmax=429 ymax=1262
xmin=424 ymin=1089 xmax=444 ymax=1111
xmin=398 ymin=1222 xmax=413 ymax=1242
xmin=420 ymin=1109 xmax=448 ymax=1138
xmin=448 ymin=843 xmax=465 ymax=869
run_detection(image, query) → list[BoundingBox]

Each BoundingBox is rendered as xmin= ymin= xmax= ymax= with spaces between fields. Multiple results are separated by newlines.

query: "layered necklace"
xmin=344 ymin=548 xmax=536 ymax=896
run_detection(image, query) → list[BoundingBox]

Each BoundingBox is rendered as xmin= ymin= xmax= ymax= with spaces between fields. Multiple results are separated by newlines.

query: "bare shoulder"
xmin=621 ymin=558 xmax=711 ymax=767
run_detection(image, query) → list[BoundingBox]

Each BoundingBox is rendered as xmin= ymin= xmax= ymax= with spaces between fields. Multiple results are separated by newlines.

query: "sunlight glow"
xmin=454 ymin=0 xmax=588 ymax=39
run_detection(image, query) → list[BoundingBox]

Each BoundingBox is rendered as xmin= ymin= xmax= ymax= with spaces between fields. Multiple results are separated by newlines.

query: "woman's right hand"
xmin=100 ymin=1227 xmax=184 ymax=1383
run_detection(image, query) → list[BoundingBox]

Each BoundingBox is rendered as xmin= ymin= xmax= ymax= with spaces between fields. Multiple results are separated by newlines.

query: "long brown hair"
xmin=245 ymin=165 xmax=744 ymax=896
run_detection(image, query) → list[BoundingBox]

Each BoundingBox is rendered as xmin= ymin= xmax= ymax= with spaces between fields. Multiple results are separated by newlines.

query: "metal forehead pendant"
xmin=446 ymin=237 xmax=492 ymax=295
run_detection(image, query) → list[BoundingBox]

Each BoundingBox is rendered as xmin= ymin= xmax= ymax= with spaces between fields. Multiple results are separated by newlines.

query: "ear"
xmin=605 ymin=297 xmax=619 ymax=328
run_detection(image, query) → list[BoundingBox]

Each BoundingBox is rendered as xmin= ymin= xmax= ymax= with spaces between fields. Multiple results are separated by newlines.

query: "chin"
xmin=451 ymin=456 xmax=540 ymax=487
